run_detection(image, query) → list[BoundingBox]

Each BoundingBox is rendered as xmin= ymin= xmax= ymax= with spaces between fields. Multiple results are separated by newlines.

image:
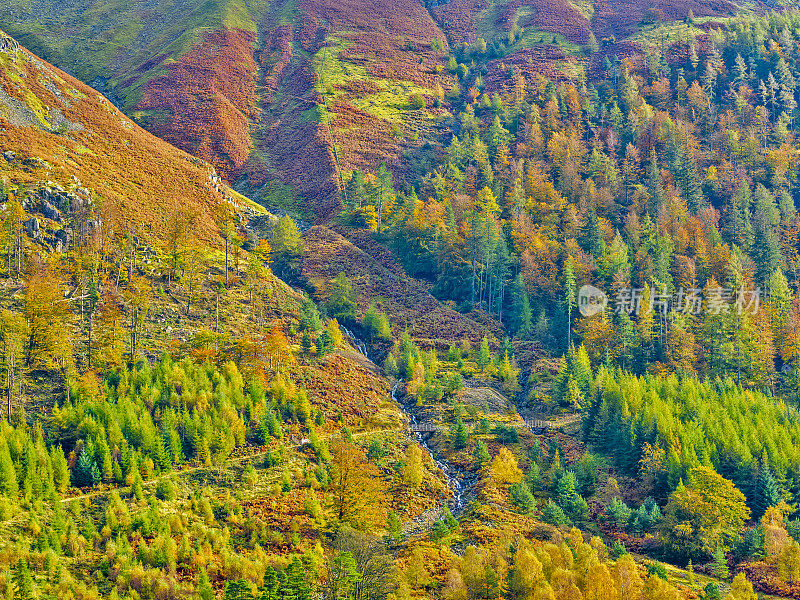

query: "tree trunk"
xmin=88 ymin=312 xmax=93 ymax=371
xmin=6 ymin=355 xmax=12 ymax=421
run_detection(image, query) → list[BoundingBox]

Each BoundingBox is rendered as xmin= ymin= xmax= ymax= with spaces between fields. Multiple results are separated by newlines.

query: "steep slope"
xmin=0 ymin=29 xmax=260 ymax=245
xmin=0 ymin=0 xmax=263 ymax=183
xmin=301 ymin=226 xmax=504 ymax=346
xmin=0 ymin=0 xmax=455 ymax=222
xmin=430 ymin=0 xmax=742 ymax=45
xmin=592 ymin=0 xmax=740 ymax=40
xmin=243 ymin=0 xmax=455 ymax=220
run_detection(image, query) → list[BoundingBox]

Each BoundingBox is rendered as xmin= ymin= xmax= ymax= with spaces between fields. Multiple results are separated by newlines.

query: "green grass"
xmin=314 ymin=35 xmax=368 ymax=97
xmin=259 ymin=179 xmax=310 ymax=220
xmin=629 ymin=18 xmax=731 ymax=49
xmin=0 ymin=0 xmax=262 ymax=109
xmin=273 ymin=0 xmax=300 ymax=27
xmin=351 ymin=80 xmax=432 ymax=125
xmin=569 ymin=0 xmax=594 ymax=21
xmin=474 ymin=0 xmax=583 ymax=56
xmin=312 ymin=34 xmax=435 ymax=129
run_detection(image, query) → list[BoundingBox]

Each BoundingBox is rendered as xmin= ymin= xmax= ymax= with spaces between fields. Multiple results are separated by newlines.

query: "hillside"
xmin=0 ymin=28 xmax=261 ymax=246
xmin=301 ymin=225 xmax=504 ymax=347
xmin=0 ymin=0 xmax=456 ymax=221
xmin=8 ymin=2 xmax=800 ymax=600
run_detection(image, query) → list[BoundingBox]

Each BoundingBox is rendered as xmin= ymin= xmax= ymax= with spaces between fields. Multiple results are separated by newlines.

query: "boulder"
xmin=40 ymin=201 xmax=60 ymax=222
xmin=24 ymin=217 xmax=40 ymax=237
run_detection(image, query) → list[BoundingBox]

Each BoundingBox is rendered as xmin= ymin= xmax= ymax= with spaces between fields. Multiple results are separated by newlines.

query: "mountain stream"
xmin=343 ymin=327 xmax=467 ymax=512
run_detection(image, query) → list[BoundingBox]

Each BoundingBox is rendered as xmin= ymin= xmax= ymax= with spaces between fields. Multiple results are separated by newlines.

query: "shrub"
xmin=493 ymin=425 xmax=519 ymax=444
xmin=409 ymin=93 xmax=425 ymax=110
xmin=155 ymin=479 xmax=175 ymax=501
xmin=646 ymin=561 xmax=668 ymax=580
xmin=607 ymin=497 xmax=631 ymax=529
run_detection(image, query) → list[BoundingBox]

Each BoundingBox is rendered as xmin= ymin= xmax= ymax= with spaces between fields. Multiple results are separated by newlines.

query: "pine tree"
xmin=543 ymin=500 xmax=568 ymax=526
xmin=224 ymin=579 xmax=254 ymax=600
xmin=452 ymin=418 xmax=468 ymax=449
xmin=473 ymin=441 xmax=491 ymax=469
xmin=0 ymin=437 xmax=17 ymax=498
xmin=580 ymin=208 xmax=604 ymax=258
xmin=753 ymin=212 xmax=782 ymax=288
xmin=325 ymin=273 xmax=357 ymax=323
xmin=270 ymin=216 xmax=304 ymax=278
xmin=711 ymin=547 xmax=729 ymax=579
xmin=477 ymin=336 xmax=491 ymax=370
xmin=647 ymin=147 xmax=667 ymax=217
xmin=754 ymin=462 xmax=782 ymax=518
xmin=387 ymin=510 xmax=405 ymax=542
xmin=510 ymin=481 xmax=536 ymax=514
xmin=13 ymin=559 xmax=35 ymax=600
xmin=281 ymin=557 xmax=311 ymax=600
xmin=72 ymin=448 xmax=94 ymax=488
xmin=565 ymin=255 xmax=576 ymax=348
xmin=199 ymin=568 xmax=214 ymax=600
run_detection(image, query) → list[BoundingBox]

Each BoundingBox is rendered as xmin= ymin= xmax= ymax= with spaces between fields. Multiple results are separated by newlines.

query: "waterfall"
xmin=343 ymin=326 xmax=467 ymax=511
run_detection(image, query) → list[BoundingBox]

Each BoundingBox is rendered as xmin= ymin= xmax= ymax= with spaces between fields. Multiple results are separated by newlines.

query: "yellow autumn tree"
xmin=328 ymin=436 xmax=388 ymax=530
xmin=490 ymin=447 xmax=523 ymax=486
xmin=661 ymin=466 xmax=750 ymax=559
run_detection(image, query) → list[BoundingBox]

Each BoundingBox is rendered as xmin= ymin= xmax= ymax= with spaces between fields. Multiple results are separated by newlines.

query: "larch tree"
xmin=328 ymin=436 xmax=388 ymax=529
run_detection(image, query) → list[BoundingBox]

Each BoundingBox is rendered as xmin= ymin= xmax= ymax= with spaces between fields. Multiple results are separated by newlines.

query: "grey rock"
xmin=0 ymin=32 xmax=19 ymax=54
xmin=24 ymin=217 xmax=39 ymax=237
xmin=2 ymin=151 xmax=15 ymax=163
xmin=40 ymin=201 xmax=59 ymax=221
xmin=22 ymin=157 xmax=50 ymax=170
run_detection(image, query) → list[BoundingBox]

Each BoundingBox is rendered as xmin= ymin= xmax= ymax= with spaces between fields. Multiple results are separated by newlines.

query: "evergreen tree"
xmin=269 ymin=215 xmax=305 ymax=279
xmin=477 ymin=336 xmax=491 ymax=370
xmin=752 ymin=212 xmax=782 ymax=288
xmin=580 ymin=208 xmax=604 ymax=258
xmin=13 ymin=559 xmax=35 ymax=600
xmin=510 ymin=481 xmax=536 ymax=514
xmin=753 ymin=462 xmax=782 ymax=518
xmin=325 ymin=273 xmax=357 ymax=323
xmin=724 ymin=183 xmax=754 ymax=250
xmin=345 ymin=171 xmax=366 ymax=209
xmin=199 ymin=568 xmax=214 ymax=600
xmin=647 ymin=147 xmax=667 ymax=217
xmin=473 ymin=441 xmax=491 ymax=469
xmin=710 ymin=547 xmax=729 ymax=579
xmin=224 ymin=579 xmax=253 ymax=600
xmin=0 ymin=438 xmax=17 ymax=498
xmin=281 ymin=557 xmax=311 ymax=600
xmin=72 ymin=447 xmax=95 ymax=488
xmin=452 ymin=417 xmax=468 ymax=449
xmin=317 ymin=330 xmax=334 ymax=357
xmin=542 ymin=500 xmax=568 ymax=526
xmin=565 ymin=256 xmax=576 ymax=348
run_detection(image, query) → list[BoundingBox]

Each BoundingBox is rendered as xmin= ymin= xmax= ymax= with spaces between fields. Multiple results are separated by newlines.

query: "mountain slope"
xmin=0 ymin=0 xmax=455 ymax=222
xmin=0 ymin=28 xmax=259 ymax=244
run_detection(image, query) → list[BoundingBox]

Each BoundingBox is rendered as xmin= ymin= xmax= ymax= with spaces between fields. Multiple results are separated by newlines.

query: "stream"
xmin=343 ymin=328 xmax=468 ymax=512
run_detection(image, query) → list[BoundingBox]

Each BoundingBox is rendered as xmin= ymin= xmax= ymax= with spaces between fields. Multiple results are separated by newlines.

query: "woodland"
xmin=6 ymin=2 xmax=800 ymax=600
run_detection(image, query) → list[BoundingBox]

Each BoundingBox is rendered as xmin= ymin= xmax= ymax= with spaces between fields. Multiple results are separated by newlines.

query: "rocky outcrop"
xmin=25 ymin=181 xmax=91 ymax=217
xmin=0 ymin=30 xmax=19 ymax=53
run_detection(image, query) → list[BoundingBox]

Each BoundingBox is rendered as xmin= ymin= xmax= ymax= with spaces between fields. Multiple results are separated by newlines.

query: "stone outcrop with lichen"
xmin=0 ymin=30 xmax=19 ymax=53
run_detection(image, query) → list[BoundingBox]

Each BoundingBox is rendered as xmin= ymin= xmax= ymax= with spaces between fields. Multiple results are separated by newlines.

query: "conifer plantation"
xmin=9 ymin=1 xmax=800 ymax=599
